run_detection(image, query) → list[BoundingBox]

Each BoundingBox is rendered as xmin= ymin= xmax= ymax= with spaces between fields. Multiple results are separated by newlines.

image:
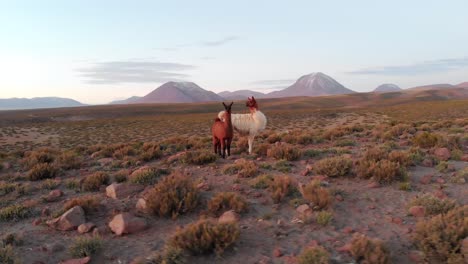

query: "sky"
xmin=1 ymin=0 xmax=468 ymax=104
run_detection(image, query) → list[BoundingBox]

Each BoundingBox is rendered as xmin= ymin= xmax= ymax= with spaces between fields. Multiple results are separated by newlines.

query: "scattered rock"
xmin=218 ymin=210 xmax=240 ymax=224
xmin=335 ymin=194 xmax=344 ymax=202
xmin=47 ymin=206 xmax=85 ymax=231
xmin=273 ymin=247 xmax=283 ymax=257
xmin=337 ymin=244 xmax=352 ymax=252
xmin=97 ymin=158 xmax=113 ymax=166
xmin=433 ymin=189 xmax=448 ymax=199
xmin=421 ymin=158 xmax=433 ymax=167
xmin=420 ymin=174 xmax=433 ymax=184
xmin=296 ymin=204 xmax=311 ymax=215
xmin=391 ymin=217 xmax=403 ymax=225
xmin=59 ymin=256 xmax=91 ymax=264
xmin=32 ymin=218 xmax=42 ymax=226
xmin=78 ymin=222 xmax=96 ymax=234
xmin=41 ymin=207 xmax=51 ymax=217
xmin=106 ymin=183 xmax=143 ymax=199
xmin=435 ymin=177 xmax=445 ymax=184
xmin=434 ymin=148 xmax=450 ymax=161
xmin=135 ymin=198 xmax=149 ymax=213
xmin=367 ymin=181 xmax=380 ymax=188
xmin=196 ymin=182 xmax=210 ymax=191
xmin=232 ymin=184 xmax=243 ymax=192
xmin=45 ymin=189 xmax=63 ymax=202
xmin=409 ymin=206 xmax=425 ymax=218
xmin=408 ymin=250 xmax=424 ymax=264
xmin=342 ymin=226 xmax=354 ymax=234
xmin=108 ymin=213 xmax=147 ymax=236
xmin=461 ymin=154 xmax=468 ymax=162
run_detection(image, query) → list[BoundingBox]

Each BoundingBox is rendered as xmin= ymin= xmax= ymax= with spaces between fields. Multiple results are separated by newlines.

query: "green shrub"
xmin=316 ymin=211 xmax=333 ymax=226
xmin=249 ymin=174 xmax=274 ymax=189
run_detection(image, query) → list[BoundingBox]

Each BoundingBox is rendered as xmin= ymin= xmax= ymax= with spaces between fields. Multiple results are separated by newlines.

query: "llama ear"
xmin=251 ymin=96 xmax=255 ymax=100
xmin=222 ymin=102 xmax=227 ymax=109
xmin=229 ymin=102 xmax=233 ymax=107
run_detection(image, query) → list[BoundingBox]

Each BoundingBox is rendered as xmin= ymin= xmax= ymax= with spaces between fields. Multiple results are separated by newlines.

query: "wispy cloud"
xmin=201 ymin=36 xmax=239 ymax=46
xmin=155 ymin=36 xmax=240 ymax=51
xmin=76 ymin=60 xmax=195 ymax=84
xmin=348 ymin=57 xmax=468 ymax=75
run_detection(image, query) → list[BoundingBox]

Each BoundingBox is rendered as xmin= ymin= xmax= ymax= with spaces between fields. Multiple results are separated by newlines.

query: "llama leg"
xmin=248 ymin=135 xmax=255 ymax=154
xmin=220 ymin=140 xmax=226 ymax=159
xmin=227 ymin=137 xmax=232 ymax=156
xmin=213 ymin=137 xmax=218 ymax=154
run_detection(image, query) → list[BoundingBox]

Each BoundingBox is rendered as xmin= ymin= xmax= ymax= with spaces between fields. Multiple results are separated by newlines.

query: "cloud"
xmin=76 ymin=60 xmax=195 ymax=84
xmin=250 ymin=79 xmax=295 ymax=86
xmin=201 ymin=36 xmax=239 ymax=46
xmin=348 ymin=57 xmax=468 ymax=75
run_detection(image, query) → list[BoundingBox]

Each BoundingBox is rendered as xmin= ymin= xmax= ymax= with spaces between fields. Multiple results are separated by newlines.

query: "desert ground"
xmin=0 ymin=95 xmax=467 ymax=264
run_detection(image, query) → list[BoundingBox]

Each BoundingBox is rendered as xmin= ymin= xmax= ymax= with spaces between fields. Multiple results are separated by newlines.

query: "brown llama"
xmin=212 ymin=102 xmax=233 ymax=158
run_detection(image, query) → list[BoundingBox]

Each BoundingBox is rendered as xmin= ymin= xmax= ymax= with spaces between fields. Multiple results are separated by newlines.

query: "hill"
xmin=218 ymin=90 xmax=266 ymax=100
xmin=133 ymin=82 xmax=223 ymax=104
xmin=374 ymin=84 xmax=402 ymax=93
xmin=0 ymin=97 xmax=85 ymax=110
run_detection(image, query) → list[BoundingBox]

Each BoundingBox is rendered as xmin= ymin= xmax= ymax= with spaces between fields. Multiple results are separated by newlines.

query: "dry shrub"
xmin=69 ymin=236 xmax=103 ymax=258
xmin=313 ymin=156 xmax=353 ymax=177
xmin=181 ymin=151 xmax=217 ymax=165
xmin=362 ymin=146 xmax=388 ymax=162
xmin=266 ymin=133 xmax=282 ymax=144
xmin=297 ymin=246 xmax=330 ymax=264
xmin=143 ymin=246 xmax=185 ymax=264
xmin=222 ymin=159 xmax=258 ymax=178
xmin=323 ymin=127 xmax=346 ymax=140
xmin=316 ymin=211 xmax=333 ymax=226
xmin=207 ymin=192 xmax=248 ymax=216
xmin=63 ymin=195 xmax=100 ymax=213
xmin=22 ymin=148 xmax=56 ymax=169
xmin=413 ymin=205 xmax=467 ymax=263
xmin=437 ymin=134 xmax=463 ymax=150
xmin=249 ymin=174 xmax=274 ymax=189
xmin=388 ymin=123 xmax=415 ymax=137
xmin=269 ymin=175 xmax=296 ymax=203
xmin=388 ymin=150 xmax=412 ymax=167
xmin=0 ymin=204 xmax=31 ymax=222
xmin=55 ymin=150 xmax=81 ymax=170
xmin=146 ymin=172 xmax=200 ymax=219
xmin=139 ymin=142 xmax=163 ymax=161
xmin=113 ymin=169 xmax=128 ymax=183
xmin=267 ymin=143 xmax=302 ymax=161
xmin=350 ymin=234 xmax=390 ymax=264
xmin=0 ymin=245 xmax=20 ymax=264
xmin=233 ymin=137 xmax=249 ymax=153
xmin=408 ymin=194 xmax=457 ymax=216
xmin=253 ymin=143 xmax=270 ymax=157
xmin=299 ymin=180 xmax=332 ymax=210
xmin=169 ymin=219 xmax=240 ymax=256
xmin=355 ymin=159 xmax=404 ymax=184
xmin=129 ymin=166 xmax=168 ymax=185
xmin=413 ymin=132 xmax=440 ymax=148
xmin=112 ymin=145 xmax=135 ymax=159
xmin=81 ymin=172 xmax=109 ymax=191
xmin=27 ymin=163 xmax=58 ymax=181
xmin=0 ymin=182 xmax=16 ymax=196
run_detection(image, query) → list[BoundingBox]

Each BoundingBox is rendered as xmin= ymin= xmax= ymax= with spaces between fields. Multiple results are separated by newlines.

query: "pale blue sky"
xmin=1 ymin=0 xmax=467 ymax=104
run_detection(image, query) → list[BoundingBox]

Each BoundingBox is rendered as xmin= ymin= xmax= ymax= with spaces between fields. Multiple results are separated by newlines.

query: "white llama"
xmin=218 ymin=96 xmax=267 ymax=154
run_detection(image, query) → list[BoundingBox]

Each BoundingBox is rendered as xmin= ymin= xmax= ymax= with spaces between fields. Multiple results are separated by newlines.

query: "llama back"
xmin=218 ymin=110 xmax=267 ymax=134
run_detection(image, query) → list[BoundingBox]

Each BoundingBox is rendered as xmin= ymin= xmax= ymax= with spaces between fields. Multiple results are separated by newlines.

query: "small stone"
xmin=434 ymin=148 xmax=450 ymax=161
xmin=78 ymin=222 xmax=96 ymax=234
xmin=218 ymin=210 xmax=240 ymax=224
xmin=41 ymin=207 xmax=51 ymax=217
xmin=342 ymin=226 xmax=354 ymax=234
xmin=135 ymin=198 xmax=148 ymax=213
xmin=46 ymin=189 xmax=64 ymax=202
xmin=335 ymin=194 xmax=344 ymax=202
xmin=32 ymin=218 xmax=42 ymax=226
xmin=108 ymin=213 xmax=147 ymax=236
xmin=409 ymin=206 xmax=425 ymax=217
xmin=367 ymin=182 xmax=380 ymax=188
xmin=231 ymin=184 xmax=243 ymax=192
xmin=420 ymin=174 xmax=433 ymax=184
xmin=273 ymin=247 xmax=283 ymax=257
xmin=106 ymin=183 xmax=143 ymax=199
xmin=422 ymin=158 xmax=433 ymax=167
xmin=337 ymin=244 xmax=352 ymax=252
xmin=46 ymin=206 xmax=85 ymax=231
xmin=59 ymin=256 xmax=91 ymax=264
xmin=436 ymin=177 xmax=445 ymax=184
xmin=434 ymin=189 xmax=448 ymax=199
xmin=461 ymin=154 xmax=468 ymax=162
xmin=296 ymin=204 xmax=311 ymax=215
xmin=408 ymin=250 xmax=424 ymax=264
xmin=391 ymin=217 xmax=403 ymax=225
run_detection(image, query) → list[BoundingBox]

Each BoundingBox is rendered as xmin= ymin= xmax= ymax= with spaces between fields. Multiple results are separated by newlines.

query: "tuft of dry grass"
xmin=27 ymin=163 xmax=58 ymax=181
xmin=408 ymin=194 xmax=457 ymax=216
xmin=81 ymin=172 xmax=109 ymax=191
xmin=222 ymin=159 xmax=258 ymax=178
xmin=313 ymin=156 xmax=353 ymax=177
xmin=0 ymin=245 xmax=20 ymax=264
xmin=0 ymin=204 xmax=31 ymax=222
xmin=139 ymin=142 xmax=163 ymax=161
xmin=299 ymin=180 xmax=332 ymax=210
xmin=249 ymin=174 xmax=274 ymax=189
xmin=181 ymin=150 xmax=217 ymax=165
xmin=63 ymin=195 xmax=100 ymax=213
xmin=69 ymin=236 xmax=103 ymax=258
xmin=315 ymin=211 xmax=333 ymax=226
xmin=350 ymin=233 xmax=390 ymax=264
xmin=207 ymin=192 xmax=248 ymax=216
xmin=412 ymin=132 xmax=440 ymax=148
xmin=169 ymin=219 xmax=240 ymax=256
xmin=54 ymin=150 xmax=81 ymax=170
xmin=146 ymin=172 xmax=200 ymax=219
xmin=129 ymin=167 xmax=168 ymax=185
xmin=413 ymin=205 xmax=467 ymax=263
xmin=267 ymin=144 xmax=302 ymax=161
xmin=297 ymin=246 xmax=330 ymax=264
xmin=269 ymin=175 xmax=296 ymax=203
xmin=355 ymin=159 xmax=404 ymax=184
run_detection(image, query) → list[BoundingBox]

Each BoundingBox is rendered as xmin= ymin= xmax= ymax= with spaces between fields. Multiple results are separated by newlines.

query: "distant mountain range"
xmin=0 ymin=97 xmax=85 ymax=110
xmin=2 ymin=73 xmax=467 ymax=110
xmin=374 ymin=84 xmax=402 ymax=93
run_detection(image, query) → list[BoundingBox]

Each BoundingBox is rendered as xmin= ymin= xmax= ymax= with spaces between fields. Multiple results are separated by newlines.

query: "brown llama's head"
xmin=246 ymin=96 xmax=258 ymax=110
xmin=222 ymin=102 xmax=233 ymax=113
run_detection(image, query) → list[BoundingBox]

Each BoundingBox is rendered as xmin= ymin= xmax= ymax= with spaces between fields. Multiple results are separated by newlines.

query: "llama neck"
xmin=224 ymin=113 xmax=233 ymax=129
xmin=249 ymin=106 xmax=258 ymax=113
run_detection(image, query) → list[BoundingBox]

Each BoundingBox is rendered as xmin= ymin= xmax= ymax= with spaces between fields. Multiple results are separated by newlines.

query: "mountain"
xmin=0 ymin=97 xmax=85 ymax=110
xmin=133 ymin=82 xmax=224 ymax=104
xmin=456 ymin=82 xmax=468 ymax=88
xmin=218 ymin=90 xmax=266 ymax=100
xmin=407 ymin=83 xmax=455 ymax=91
xmin=374 ymin=84 xmax=402 ymax=93
xmin=109 ymin=96 xmax=142 ymax=105
xmin=267 ymin=72 xmax=355 ymax=98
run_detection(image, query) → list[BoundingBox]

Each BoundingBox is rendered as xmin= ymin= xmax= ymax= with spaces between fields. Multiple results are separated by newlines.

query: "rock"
xmin=421 ymin=158 xmax=434 ymax=167
xmin=420 ymin=174 xmax=433 ymax=184
xmin=434 ymin=189 xmax=447 ymax=199
xmin=77 ymin=222 xmax=96 ymax=234
xmin=300 ymin=169 xmax=310 ymax=177
xmin=41 ymin=207 xmax=51 ymax=217
xmin=408 ymin=250 xmax=424 ymax=264
xmin=46 ymin=189 xmax=63 ymax=202
xmin=434 ymin=148 xmax=450 ymax=161
xmin=59 ymin=256 xmax=91 ymax=264
xmin=367 ymin=181 xmax=380 ymax=188
xmin=196 ymin=182 xmax=210 ymax=191
xmin=231 ymin=184 xmax=243 ymax=192
xmin=409 ymin=206 xmax=425 ymax=218
xmin=108 ymin=213 xmax=147 ymax=236
xmin=337 ymin=244 xmax=352 ymax=252
xmin=342 ymin=226 xmax=354 ymax=234
xmin=47 ymin=206 xmax=85 ymax=231
xmin=461 ymin=237 xmax=468 ymax=259
xmin=105 ymin=183 xmax=143 ymax=199
xmin=436 ymin=177 xmax=445 ymax=184
xmin=97 ymin=158 xmax=113 ymax=166
xmin=135 ymin=198 xmax=149 ymax=213
xmin=391 ymin=217 xmax=403 ymax=225
xmin=296 ymin=204 xmax=311 ymax=215
xmin=218 ymin=210 xmax=240 ymax=224
xmin=32 ymin=218 xmax=42 ymax=226
xmin=335 ymin=194 xmax=344 ymax=202
xmin=273 ymin=247 xmax=283 ymax=257
xmin=461 ymin=154 xmax=468 ymax=162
